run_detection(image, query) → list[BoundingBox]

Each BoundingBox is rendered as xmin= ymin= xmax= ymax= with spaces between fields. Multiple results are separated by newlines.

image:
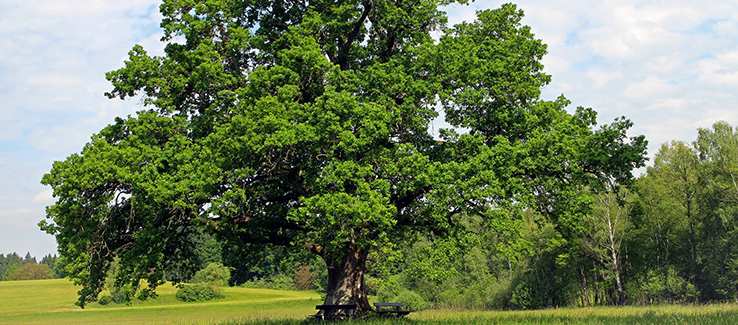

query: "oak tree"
xmin=40 ymin=0 xmax=646 ymax=315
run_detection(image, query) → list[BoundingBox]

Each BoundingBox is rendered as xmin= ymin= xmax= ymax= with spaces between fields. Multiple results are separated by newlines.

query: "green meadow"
xmin=4 ymin=279 xmax=738 ymax=325
xmin=0 ymin=279 xmax=320 ymax=324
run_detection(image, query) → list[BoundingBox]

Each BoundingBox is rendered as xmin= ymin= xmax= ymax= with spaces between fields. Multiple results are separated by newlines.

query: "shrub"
xmin=389 ymin=289 xmax=430 ymax=311
xmin=240 ymin=277 xmax=271 ymax=289
xmin=510 ymin=280 xmax=533 ymax=310
xmin=364 ymin=275 xmax=380 ymax=296
xmin=632 ymin=267 xmax=699 ymax=304
xmin=377 ymin=278 xmax=430 ymax=311
xmin=175 ymin=284 xmax=223 ymax=302
xmin=105 ymin=282 xmax=136 ymax=304
xmin=270 ymin=273 xmax=296 ymax=290
xmin=97 ymin=295 xmax=114 ymax=306
xmin=191 ymin=263 xmax=231 ymax=287
xmin=239 ymin=274 xmax=296 ymax=291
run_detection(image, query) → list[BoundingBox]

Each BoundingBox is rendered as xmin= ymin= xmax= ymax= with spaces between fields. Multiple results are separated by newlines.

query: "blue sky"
xmin=2 ymin=0 xmax=738 ymax=258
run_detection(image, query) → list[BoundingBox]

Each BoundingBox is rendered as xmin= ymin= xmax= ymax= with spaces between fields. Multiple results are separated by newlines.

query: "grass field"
xmin=0 ymin=279 xmax=321 ymax=324
xmin=3 ymin=279 xmax=738 ymax=324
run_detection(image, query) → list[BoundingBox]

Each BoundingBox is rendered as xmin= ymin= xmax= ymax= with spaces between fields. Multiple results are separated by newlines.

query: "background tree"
xmin=40 ymin=254 xmax=66 ymax=279
xmin=627 ymin=121 xmax=738 ymax=303
xmin=649 ymin=141 xmax=700 ymax=284
xmin=694 ymin=121 xmax=738 ymax=300
xmin=581 ymin=187 xmax=632 ymax=305
xmin=632 ymin=172 xmax=688 ymax=274
xmin=293 ymin=265 xmax=318 ymax=291
xmin=0 ymin=253 xmax=24 ymax=281
xmin=626 ymin=174 xmax=696 ymax=304
xmin=40 ymin=0 xmax=646 ymax=314
xmin=5 ymin=263 xmax=54 ymax=281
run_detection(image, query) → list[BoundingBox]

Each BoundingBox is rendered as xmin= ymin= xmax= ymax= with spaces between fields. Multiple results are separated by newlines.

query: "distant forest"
xmin=0 ymin=252 xmax=64 ymax=281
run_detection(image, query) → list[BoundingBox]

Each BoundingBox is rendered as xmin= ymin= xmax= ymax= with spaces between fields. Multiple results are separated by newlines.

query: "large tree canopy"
xmin=41 ymin=0 xmax=646 ymax=313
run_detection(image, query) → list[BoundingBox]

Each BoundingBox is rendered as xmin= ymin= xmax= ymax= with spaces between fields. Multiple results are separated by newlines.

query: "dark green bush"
xmin=110 ymin=284 xmax=135 ymax=304
xmin=376 ymin=278 xmax=430 ymax=311
xmin=97 ymin=294 xmax=113 ymax=305
xmin=175 ymin=284 xmax=223 ymax=302
xmin=240 ymin=274 xmax=296 ymax=290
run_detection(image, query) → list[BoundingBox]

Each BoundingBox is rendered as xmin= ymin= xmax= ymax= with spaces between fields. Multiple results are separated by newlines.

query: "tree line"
xmin=0 ymin=252 xmax=64 ymax=281
xmin=629 ymin=121 xmax=738 ymax=304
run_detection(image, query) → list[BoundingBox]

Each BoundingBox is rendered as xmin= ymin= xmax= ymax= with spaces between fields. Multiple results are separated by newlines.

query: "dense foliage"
xmin=629 ymin=121 xmax=738 ymax=303
xmin=175 ymin=284 xmax=224 ymax=302
xmin=40 ymin=0 xmax=645 ymax=312
xmin=191 ymin=262 xmax=232 ymax=287
xmin=362 ymin=121 xmax=738 ymax=309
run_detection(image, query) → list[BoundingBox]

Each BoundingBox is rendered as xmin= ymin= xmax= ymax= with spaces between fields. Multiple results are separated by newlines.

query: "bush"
xmin=270 ymin=273 xmax=296 ymax=290
xmin=241 ymin=273 xmax=297 ymax=290
xmin=240 ymin=277 xmax=271 ymax=289
xmin=630 ymin=267 xmax=699 ymax=304
xmin=97 ymin=295 xmax=114 ymax=306
xmin=376 ymin=277 xmax=430 ymax=311
xmin=105 ymin=282 xmax=136 ymax=304
xmin=380 ymin=288 xmax=430 ymax=311
xmin=175 ymin=284 xmax=223 ymax=302
xmin=191 ymin=263 xmax=231 ymax=287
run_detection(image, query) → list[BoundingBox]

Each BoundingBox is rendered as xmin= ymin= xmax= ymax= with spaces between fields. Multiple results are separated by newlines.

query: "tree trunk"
xmin=688 ymin=199 xmax=697 ymax=286
xmin=580 ymin=264 xmax=590 ymax=307
xmin=593 ymin=262 xmax=600 ymax=305
xmin=613 ymin=265 xmax=625 ymax=305
xmin=318 ymin=248 xmax=372 ymax=317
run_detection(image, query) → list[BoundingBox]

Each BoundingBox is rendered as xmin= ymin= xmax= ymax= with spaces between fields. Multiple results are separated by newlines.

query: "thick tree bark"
xmin=317 ymin=248 xmax=372 ymax=317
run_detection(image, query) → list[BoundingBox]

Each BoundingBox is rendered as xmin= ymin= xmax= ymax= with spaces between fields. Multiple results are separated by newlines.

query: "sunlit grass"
xmin=407 ymin=305 xmax=738 ymax=324
xmin=0 ymin=278 xmax=321 ymax=324
xmin=3 ymin=279 xmax=738 ymax=324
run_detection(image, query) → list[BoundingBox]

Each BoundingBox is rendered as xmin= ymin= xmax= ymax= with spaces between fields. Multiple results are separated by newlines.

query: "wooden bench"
xmin=374 ymin=302 xmax=412 ymax=317
xmin=313 ymin=304 xmax=357 ymax=319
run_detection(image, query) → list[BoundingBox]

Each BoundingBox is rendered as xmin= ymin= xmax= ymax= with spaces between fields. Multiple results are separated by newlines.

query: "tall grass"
xmin=225 ymin=304 xmax=738 ymax=325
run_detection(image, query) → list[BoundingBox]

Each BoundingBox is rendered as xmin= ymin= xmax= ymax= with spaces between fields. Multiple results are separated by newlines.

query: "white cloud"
xmin=714 ymin=14 xmax=738 ymax=38
xmin=585 ymin=69 xmax=624 ymax=89
xmin=623 ymin=76 xmax=673 ymax=101
xmin=0 ymin=0 xmax=162 ymax=257
xmin=30 ymin=189 xmax=55 ymax=206
xmin=442 ymin=0 xmax=738 ymax=160
xmin=0 ymin=208 xmax=43 ymax=230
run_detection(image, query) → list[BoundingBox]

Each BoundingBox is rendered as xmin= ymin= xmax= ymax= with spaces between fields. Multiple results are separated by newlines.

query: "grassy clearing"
xmin=0 ymin=279 xmax=321 ymax=324
xmin=3 ymin=279 xmax=738 ymax=324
